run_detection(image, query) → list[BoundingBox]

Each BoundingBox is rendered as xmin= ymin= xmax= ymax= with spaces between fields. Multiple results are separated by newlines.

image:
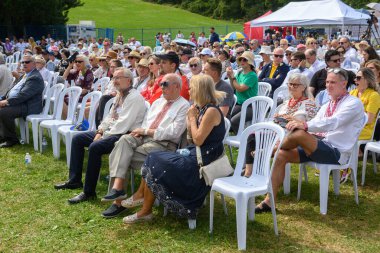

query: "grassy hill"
xmin=67 ymin=0 xmax=242 ymax=45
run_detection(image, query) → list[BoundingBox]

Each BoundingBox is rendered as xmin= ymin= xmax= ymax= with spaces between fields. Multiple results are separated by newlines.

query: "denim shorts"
xmin=297 ymin=139 xmax=341 ymax=165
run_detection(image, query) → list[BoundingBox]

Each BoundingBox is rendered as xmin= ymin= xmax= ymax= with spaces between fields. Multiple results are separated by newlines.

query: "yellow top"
xmin=269 ymin=64 xmax=278 ymax=78
xmin=350 ymin=88 xmax=380 ymax=140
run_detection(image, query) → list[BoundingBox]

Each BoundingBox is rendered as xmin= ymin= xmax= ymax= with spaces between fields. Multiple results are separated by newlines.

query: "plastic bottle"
xmin=25 ymin=153 xmax=31 ymax=167
xmin=41 ymin=137 xmax=48 ymax=152
xmin=176 ymin=148 xmax=190 ymax=156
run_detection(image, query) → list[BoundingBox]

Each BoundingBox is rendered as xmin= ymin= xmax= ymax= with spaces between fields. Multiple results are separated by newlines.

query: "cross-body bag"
xmin=196 ymin=146 xmax=234 ymax=186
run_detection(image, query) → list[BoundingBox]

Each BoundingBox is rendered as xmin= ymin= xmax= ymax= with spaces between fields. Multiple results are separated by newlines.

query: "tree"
xmin=0 ymin=0 xmax=83 ymax=37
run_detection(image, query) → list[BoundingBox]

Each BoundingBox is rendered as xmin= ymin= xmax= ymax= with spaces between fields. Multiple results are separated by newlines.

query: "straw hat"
xmin=258 ymin=45 xmax=272 ymax=55
xmin=355 ymin=40 xmax=369 ymax=50
xmin=137 ymin=58 xmax=149 ymax=68
xmin=97 ymin=54 xmax=107 ymax=60
xmin=106 ymin=50 xmax=118 ymax=59
xmin=129 ymin=50 xmax=142 ymax=59
xmin=237 ymin=51 xmax=255 ymax=67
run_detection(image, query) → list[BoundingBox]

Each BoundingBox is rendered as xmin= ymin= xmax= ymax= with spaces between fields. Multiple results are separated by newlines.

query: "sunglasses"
xmin=98 ymin=59 xmax=106 ymax=62
xmin=190 ymin=64 xmax=198 ymax=68
xmin=21 ymin=60 xmax=31 ymax=64
xmin=355 ymin=76 xmax=362 ymax=81
xmin=128 ymin=56 xmax=136 ymax=60
xmin=329 ymin=59 xmax=341 ymax=63
xmin=288 ymin=82 xmax=302 ymax=88
xmin=239 ymin=58 xmax=248 ymax=62
xmin=328 ymin=68 xmax=347 ymax=80
xmin=274 ymin=54 xmax=284 ymax=58
xmin=290 ymin=58 xmax=300 ymax=62
xmin=339 ymin=42 xmax=346 ymax=45
xmin=160 ymin=81 xmax=170 ymax=87
xmin=236 ymin=51 xmax=244 ymax=55
xmin=75 ymin=60 xmax=84 ymax=63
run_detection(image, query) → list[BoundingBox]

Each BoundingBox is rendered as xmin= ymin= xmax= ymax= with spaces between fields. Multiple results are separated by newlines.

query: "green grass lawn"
xmin=1 ymin=139 xmax=380 ymax=252
xmin=67 ymin=0 xmax=242 ymax=46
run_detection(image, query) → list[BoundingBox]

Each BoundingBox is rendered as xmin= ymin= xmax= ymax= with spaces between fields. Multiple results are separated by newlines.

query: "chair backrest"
xmin=76 ymin=91 xmax=102 ymax=131
xmin=351 ymin=62 xmax=360 ymax=71
xmin=223 ymin=117 xmax=231 ymax=141
xmin=231 ymin=94 xmax=237 ymax=114
xmin=102 ymin=97 xmax=116 ymax=120
xmin=369 ymin=111 xmax=380 ymax=141
xmin=13 ymin=51 xmax=21 ymax=63
xmin=270 ymin=85 xmax=289 ymax=118
xmin=347 ymin=113 xmax=368 ymax=167
xmin=52 ymin=72 xmax=60 ymax=87
xmin=236 ymin=96 xmax=273 ymax=136
xmin=233 ymin=123 xmax=285 ymax=186
xmin=47 ymin=71 xmax=55 ymax=87
xmin=43 ymin=83 xmax=64 ymax=116
xmin=92 ymin=77 xmax=110 ymax=93
xmin=6 ymin=55 xmax=13 ymax=67
xmin=55 ymin=86 xmax=82 ymax=121
xmin=258 ymin=82 xmax=272 ymax=97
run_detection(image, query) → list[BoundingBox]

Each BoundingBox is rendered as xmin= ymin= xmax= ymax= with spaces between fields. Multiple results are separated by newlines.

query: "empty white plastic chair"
xmin=258 ymin=82 xmax=272 ymax=96
xmin=25 ymin=83 xmax=65 ymax=151
xmin=362 ymin=142 xmax=380 ymax=185
xmin=210 ymin=122 xmax=285 ymax=250
xmin=39 ymin=86 xmax=82 ymax=157
xmin=57 ymin=91 xmax=102 ymax=166
xmin=224 ymin=96 xmax=273 ymax=164
xmin=269 ymin=85 xmax=288 ymax=119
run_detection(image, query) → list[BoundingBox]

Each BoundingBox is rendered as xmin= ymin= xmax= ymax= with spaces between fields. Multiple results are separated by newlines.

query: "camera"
xmin=68 ymin=51 xmax=79 ymax=63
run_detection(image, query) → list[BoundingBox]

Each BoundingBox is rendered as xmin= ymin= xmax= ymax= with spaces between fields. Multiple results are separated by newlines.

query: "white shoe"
xmin=121 ymin=196 xmax=144 ymax=208
xmin=123 ymin=213 xmax=153 ymax=224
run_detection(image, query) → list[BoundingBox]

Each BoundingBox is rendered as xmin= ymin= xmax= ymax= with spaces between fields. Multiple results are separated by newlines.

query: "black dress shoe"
xmin=54 ymin=181 xmax=83 ymax=190
xmin=68 ymin=192 xmax=97 ymax=204
xmin=0 ymin=140 xmax=19 ymax=148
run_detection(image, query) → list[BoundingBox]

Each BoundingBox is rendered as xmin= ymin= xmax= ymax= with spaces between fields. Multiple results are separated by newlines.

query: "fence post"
xmin=141 ymin=28 xmax=144 ymax=46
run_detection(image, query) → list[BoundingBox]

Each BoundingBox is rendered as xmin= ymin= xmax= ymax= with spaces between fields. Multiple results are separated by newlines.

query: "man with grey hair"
xmin=0 ymin=54 xmax=13 ymax=97
xmin=55 ymin=68 xmax=147 ymax=205
xmin=249 ymin=39 xmax=260 ymax=55
xmin=0 ymin=54 xmax=44 ymax=147
xmin=100 ymin=73 xmax=190 ymax=218
xmin=339 ymin=36 xmax=359 ymax=63
xmin=305 ymin=49 xmax=326 ymax=75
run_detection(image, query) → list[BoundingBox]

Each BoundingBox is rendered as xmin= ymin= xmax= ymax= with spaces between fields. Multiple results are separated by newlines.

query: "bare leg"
xmin=136 ymin=180 xmax=155 ymax=217
xmin=62 ymin=103 xmax=68 ymax=120
xmin=244 ymin=164 xmax=253 ymax=177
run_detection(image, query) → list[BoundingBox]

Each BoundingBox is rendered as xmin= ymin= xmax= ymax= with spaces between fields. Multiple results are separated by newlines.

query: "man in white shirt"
xmin=101 ymin=73 xmax=190 ymax=218
xmin=54 ymin=68 xmax=147 ymax=204
xmin=339 ymin=36 xmax=359 ymax=63
xmin=15 ymin=38 xmax=29 ymax=52
xmin=282 ymin=52 xmax=314 ymax=86
xmin=255 ymin=68 xmax=365 ymax=213
xmin=305 ymin=49 xmax=326 ymax=75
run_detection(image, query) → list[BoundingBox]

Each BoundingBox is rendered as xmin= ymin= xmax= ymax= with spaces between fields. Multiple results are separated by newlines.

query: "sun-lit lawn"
xmin=1 ymin=137 xmax=380 ymax=252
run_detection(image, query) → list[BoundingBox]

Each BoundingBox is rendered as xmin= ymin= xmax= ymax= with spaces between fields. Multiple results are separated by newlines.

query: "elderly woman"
xmin=227 ymin=51 xmax=258 ymax=134
xmin=93 ymin=54 xmax=110 ymax=80
xmin=120 ymin=75 xmax=226 ymax=223
xmin=140 ymin=55 xmax=162 ymax=101
xmin=186 ymin=57 xmax=202 ymax=80
xmin=88 ymin=54 xmax=99 ymax=72
xmin=218 ymin=50 xmax=231 ymax=74
xmin=140 ymin=46 xmax=152 ymax=59
xmin=35 ymin=56 xmax=50 ymax=82
xmin=62 ymin=54 xmax=94 ymax=118
xmin=242 ymin=73 xmax=317 ymax=177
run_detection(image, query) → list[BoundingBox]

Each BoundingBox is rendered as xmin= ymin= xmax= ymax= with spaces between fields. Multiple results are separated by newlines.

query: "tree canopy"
xmin=0 ymin=0 xmax=83 ymax=37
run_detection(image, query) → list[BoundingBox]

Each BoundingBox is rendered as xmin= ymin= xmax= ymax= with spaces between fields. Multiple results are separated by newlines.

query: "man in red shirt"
xmin=148 ymin=51 xmax=189 ymax=104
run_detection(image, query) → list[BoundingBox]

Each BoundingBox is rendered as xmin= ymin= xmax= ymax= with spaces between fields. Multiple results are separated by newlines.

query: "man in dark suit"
xmin=259 ymin=47 xmax=290 ymax=96
xmin=0 ymin=54 xmax=44 ymax=147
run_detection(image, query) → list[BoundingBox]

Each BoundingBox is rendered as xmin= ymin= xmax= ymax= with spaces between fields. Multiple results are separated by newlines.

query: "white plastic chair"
xmin=359 ymin=111 xmax=380 ymax=185
xmin=57 ymin=91 xmax=102 ymax=166
xmin=39 ymin=86 xmax=82 ymax=157
xmin=297 ymin=114 xmax=367 ymax=215
xmin=210 ymin=123 xmax=285 ymax=250
xmin=269 ymin=86 xmax=288 ymax=119
xmin=102 ymin=97 xmax=116 ymax=120
xmin=231 ymin=94 xmax=237 ymax=115
xmin=362 ymin=142 xmax=380 ymax=185
xmin=6 ymin=55 xmax=13 ymax=69
xmin=224 ymin=96 xmax=273 ymax=164
xmin=258 ymin=82 xmax=272 ymax=96
xmin=25 ymin=83 xmax=65 ymax=151
xmin=92 ymin=77 xmax=110 ymax=93
xmin=13 ymin=51 xmax=21 ymax=63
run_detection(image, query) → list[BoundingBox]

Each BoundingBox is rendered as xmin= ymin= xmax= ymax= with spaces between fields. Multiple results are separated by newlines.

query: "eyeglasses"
xmin=160 ymin=81 xmax=170 ymax=87
xmin=327 ymin=68 xmax=348 ymax=80
xmin=189 ymin=64 xmax=198 ymax=68
xmin=128 ymin=56 xmax=135 ymax=60
xmin=329 ymin=58 xmax=341 ymax=63
xmin=98 ymin=59 xmax=106 ymax=62
xmin=355 ymin=76 xmax=362 ymax=81
xmin=75 ymin=60 xmax=84 ymax=63
xmin=123 ymin=51 xmax=129 ymax=54
xmin=21 ymin=61 xmax=31 ymax=64
xmin=236 ymin=51 xmax=244 ymax=55
xmin=339 ymin=41 xmax=347 ymax=45
xmin=337 ymin=51 xmax=345 ymax=54
xmin=288 ymin=82 xmax=302 ymax=88
xmin=290 ymin=58 xmax=300 ymax=62
xmin=273 ymin=54 xmax=284 ymax=58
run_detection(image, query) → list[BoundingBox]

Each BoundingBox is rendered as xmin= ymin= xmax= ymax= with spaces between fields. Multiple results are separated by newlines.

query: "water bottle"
xmin=176 ymin=148 xmax=190 ymax=156
xmin=41 ymin=137 xmax=48 ymax=152
xmin=25 ymin=153 xmax=31 ymax=167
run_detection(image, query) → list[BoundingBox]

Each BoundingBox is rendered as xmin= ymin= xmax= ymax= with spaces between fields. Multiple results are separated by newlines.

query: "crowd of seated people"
xmin=1 ymin=30 xmax=380 ymax=228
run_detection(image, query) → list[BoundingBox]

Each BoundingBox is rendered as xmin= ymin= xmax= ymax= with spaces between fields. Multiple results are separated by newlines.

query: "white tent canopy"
xmin=250 ymin=0 xmax=370 ymax=27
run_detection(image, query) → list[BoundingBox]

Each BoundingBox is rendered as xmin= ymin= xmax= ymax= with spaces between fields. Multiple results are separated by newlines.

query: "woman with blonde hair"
xmin=305 ymin=38 xmax=318 ymax=50
xmin=186 ymin=57 xmax=202 ymax=80
xmin=121 ymin=75 xmax=227 ymax=223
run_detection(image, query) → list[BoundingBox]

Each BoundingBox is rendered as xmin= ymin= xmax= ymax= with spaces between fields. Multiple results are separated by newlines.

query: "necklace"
xmin=288 ymin=97 xmax=306 ymax=108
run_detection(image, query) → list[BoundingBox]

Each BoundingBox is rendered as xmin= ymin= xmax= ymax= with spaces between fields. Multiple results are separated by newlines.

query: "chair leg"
xmin=332 ymin=170 xmax=340 ymax=196
xmin=303 ymin=164 xmax=308 ymax=182
xmin=372 ymin=151 xmax=377 ymax=174
xmin=297 ymin=164 xmax=304 ymax=201
xmin=32 ymin=121 xmax=39 ymax=152
xmin=362 ymin=147 xmax=369 ymax=186
xmin=221 ymin=194 xmax=228 ymax=215
xmin=351 ymin=166 xmax=359 ymax=205
xmin=39 ymin=127 xmax=43 ymax=153
xmin=65 ymin=133 xmax=72 ymax=168
xmin=188 ymin=219 xmax=196 ymax=230
xmin=51 ymin=129 xmax=60 ymax=159
xmin=228 ymin=145 xmax=234 ymax=166
xmin=209 ymin=190 xmax=215 ymax=233
xmin=283 ymin=163 xmax=290 ymax=195
xmin=236 ymin=196 xmax=248 ymax=251
xmin=319 ymin=167 xmax=330 ymax=215
xmin=247 ymin=197 xmax=255 ymax=221
xmin=269 ymin=191 xmax=279 ymax=236
xmin=130 ymin=169 xmax=135 ymax=194
xmin=25 ymin=121 xmax=30 ymax=144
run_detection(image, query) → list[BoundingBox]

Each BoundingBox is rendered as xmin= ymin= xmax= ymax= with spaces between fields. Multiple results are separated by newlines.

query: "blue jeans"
xmin=68 ymin=131 xmax=122 ymax=195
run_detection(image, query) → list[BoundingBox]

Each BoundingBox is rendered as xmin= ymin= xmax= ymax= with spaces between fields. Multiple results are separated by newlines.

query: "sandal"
xmin=123 ymin=213 xmax=153 ymax=224
xmin=121 ymin=196 xmax=144 ymax=208
xmin=255 ymin=201 xmax=272 ymax=214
